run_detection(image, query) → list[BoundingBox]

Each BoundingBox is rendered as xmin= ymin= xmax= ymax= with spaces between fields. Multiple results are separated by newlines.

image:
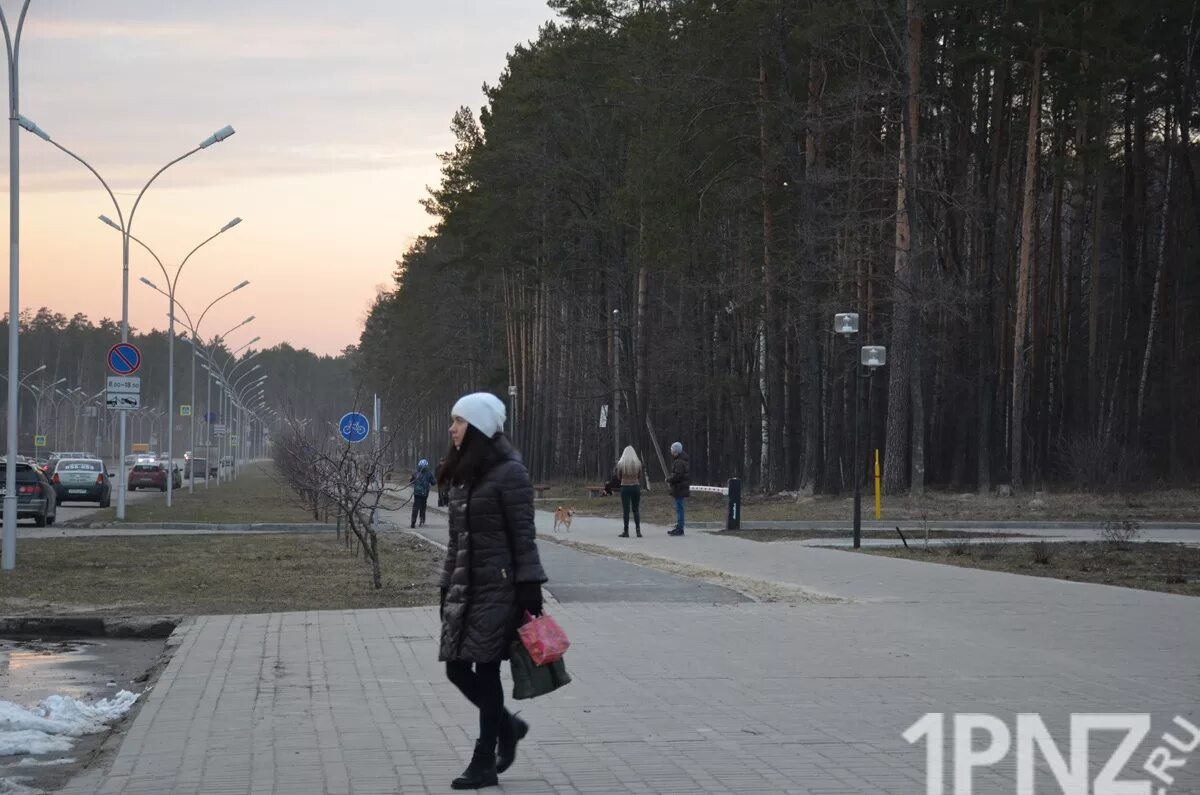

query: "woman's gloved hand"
xmin=516 ymin=582 xmax=543 ymax=617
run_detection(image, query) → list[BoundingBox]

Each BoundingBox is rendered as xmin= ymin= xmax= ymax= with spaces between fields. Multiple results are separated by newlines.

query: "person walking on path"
xmin=408 ymin=458 xmax=435 ymax=528
xmin=614 ymin=445 xmax=643 ymax=538
xmin=666 ymin=441 xmax=690 ymax=536
xmin=437 ymin=392 xmax=548 ymax=790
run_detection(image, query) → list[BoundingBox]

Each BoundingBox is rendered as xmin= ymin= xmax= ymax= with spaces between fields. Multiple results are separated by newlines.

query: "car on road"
xmin=0 ymin=459 xmax=57 ymax=526
xmin=184 ymin=457 xmax=209 ymax=481
xmin=128 ymin=462 xmax=182 ymax=492
xmin=52 ymin=458 xmax=112 ymax=507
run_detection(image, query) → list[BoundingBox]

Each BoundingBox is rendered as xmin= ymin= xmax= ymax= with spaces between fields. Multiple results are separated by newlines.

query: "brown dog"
xmin=552 ymin=505 xmax=575 ymax=533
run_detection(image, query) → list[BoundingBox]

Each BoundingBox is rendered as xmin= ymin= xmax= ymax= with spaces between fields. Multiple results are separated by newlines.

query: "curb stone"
xmin=0 ymin=615 xmax=180 ymax=638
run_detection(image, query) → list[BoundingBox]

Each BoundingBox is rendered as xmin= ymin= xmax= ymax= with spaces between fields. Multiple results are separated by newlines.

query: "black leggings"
xmin=446 ymin=660 xmax=508 ymax=746
xmin=621 ymin=485 xmax=641 ymax=531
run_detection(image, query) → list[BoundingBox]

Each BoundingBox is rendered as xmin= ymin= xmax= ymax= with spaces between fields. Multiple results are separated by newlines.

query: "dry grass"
xmin=70 ymin=462 xmax=316 ymax=525
xmin=0 ymin=532 xmax=444 ymax=616
xmin=552 ymin=481 xmax=1200 ymax=524
xmin=862 ymin=541 xmax=1200 ymax=597
xmin=720 ymin=528 xmax=1027 ymax=542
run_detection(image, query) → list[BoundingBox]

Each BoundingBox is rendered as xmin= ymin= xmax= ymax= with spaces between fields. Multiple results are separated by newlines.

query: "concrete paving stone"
xmin=47 ymin=504 xmax=1199 ymax=795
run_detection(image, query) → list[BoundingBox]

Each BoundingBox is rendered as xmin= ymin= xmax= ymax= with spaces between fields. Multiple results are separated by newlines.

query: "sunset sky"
xmin=4 ymin=0 xmax=555 ymax=356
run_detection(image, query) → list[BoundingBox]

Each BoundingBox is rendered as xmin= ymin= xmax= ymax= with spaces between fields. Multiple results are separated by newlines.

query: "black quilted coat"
xmin=438 ymin=436 xmax=548 ymax=663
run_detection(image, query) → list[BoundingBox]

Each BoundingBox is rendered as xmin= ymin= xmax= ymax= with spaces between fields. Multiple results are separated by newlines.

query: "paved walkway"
xmin=53 ymin=510 xmax=1199 ymax=794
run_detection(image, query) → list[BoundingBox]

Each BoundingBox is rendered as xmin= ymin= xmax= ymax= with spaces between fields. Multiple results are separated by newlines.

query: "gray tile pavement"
xmin=52 ymin=507 xmax=1200 ymax=794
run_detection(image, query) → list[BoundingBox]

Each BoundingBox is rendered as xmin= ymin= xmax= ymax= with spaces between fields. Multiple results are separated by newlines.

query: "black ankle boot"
xmin=452 ymin=739 xmax=498 ymax=789
xmin=497 ymin=713 xmax=529 ymax=774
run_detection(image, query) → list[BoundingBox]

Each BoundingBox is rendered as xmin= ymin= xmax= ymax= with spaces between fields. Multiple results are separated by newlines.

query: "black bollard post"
xmin=726 ymin=477 xmax=742 ymax=530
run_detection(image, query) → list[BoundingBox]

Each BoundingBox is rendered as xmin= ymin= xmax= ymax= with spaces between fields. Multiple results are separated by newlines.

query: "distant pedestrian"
xmin=666 ymin=441 xmax=690 ymax=536
xmin=409 ymin=458 xmax=435 ymax=528
xmin=436 ymin=457 xmax=450 ymax=506
xmin=614 ymin=445 xmax=643 ymax=538
xmin=437 ymin=392 xmax=548 ymax=790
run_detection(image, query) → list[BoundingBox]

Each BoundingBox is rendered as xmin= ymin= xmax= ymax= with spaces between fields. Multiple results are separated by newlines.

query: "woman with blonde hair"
xmin=614 ymin=445 xmax=643 ymax=538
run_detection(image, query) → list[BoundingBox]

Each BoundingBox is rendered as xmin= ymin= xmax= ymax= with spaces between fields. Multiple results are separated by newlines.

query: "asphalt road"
xmin=395 ymin=510 xmax=746 ymax=605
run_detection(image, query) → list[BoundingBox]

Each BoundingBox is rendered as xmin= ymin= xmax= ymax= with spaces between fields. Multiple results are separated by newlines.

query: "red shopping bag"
xmin=518 ymin=612 xmax=570 ymax=665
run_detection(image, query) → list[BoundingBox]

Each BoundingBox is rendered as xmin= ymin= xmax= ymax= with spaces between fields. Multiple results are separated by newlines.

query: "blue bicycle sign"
xmin=339 ymin=411 xmax=370 ymax=443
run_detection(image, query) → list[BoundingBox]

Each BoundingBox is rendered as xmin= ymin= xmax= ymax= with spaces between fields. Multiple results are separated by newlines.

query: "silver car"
xmin=52 ymin=458 xmax=112 ymax=507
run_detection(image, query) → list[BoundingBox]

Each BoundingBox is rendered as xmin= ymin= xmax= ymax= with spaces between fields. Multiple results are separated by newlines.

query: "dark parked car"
xmin=0 ymin=459 xmax=57 ymax=526
xmin=184 ymin=458 xmax=208 ymax=481
xmin=52 ymin=458 xmax=112 ymax=507
xmin=128 ymin=462 xmax=182 ymax=492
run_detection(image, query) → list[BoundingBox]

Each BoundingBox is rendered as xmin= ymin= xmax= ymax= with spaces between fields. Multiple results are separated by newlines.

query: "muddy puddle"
xmin=0 ymin=637 xmax=166 ymax=793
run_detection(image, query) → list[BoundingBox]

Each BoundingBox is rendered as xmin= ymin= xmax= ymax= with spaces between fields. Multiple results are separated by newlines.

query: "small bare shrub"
xmin=947 ymin=537 xmax=973 ymax=557
xmin=1100 ymin=519 xmax=1142 ymax=551
xmin=1030 ymin=541 xmax=1056 ymax=565
xmin=978 ymin=535 xmax=1008 ymax=560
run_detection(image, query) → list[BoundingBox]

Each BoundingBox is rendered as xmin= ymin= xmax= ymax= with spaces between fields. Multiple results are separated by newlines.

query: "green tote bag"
xmin=510 ymin=640 xmax=572 ymax=700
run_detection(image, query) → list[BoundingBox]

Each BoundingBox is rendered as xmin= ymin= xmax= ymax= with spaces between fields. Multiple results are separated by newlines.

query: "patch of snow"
xmin=0 ymin=691 xmax=138 ymax=757
xmin=11 ymin=758 xmax=74 ymax=768
xmin=0 ymin=776 xmax=41 ymax=795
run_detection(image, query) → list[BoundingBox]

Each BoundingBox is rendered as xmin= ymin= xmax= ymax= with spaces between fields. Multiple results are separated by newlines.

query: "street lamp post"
xmin=130 ymin=225 xmax=243 ymax=507
xmin=2 ymin=0 xmax=33 ymax=571
xmin=179 ymin=313 xmax=254 ymax=491
xmin=19 ymin=116 xmax=235 ymax=524
xmin=835 ymin=313 xmax=887 ymax=549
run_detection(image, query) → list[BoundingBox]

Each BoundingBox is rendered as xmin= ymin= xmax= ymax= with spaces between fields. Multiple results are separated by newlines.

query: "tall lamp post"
xmin=175 ymin=308 xmax=254 ymax=491
xmin=2 ymin=0 xmax=32 ymax=571
xmin=18 ymin=115 xmax=235 ymax=523
xmin=834 ymin=313 xmax=887 ymax=549
xmin=126 ymin=224 xmax=243 ymax=507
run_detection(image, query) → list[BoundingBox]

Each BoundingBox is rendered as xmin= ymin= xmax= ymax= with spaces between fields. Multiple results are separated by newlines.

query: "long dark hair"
xmin=437 ymin=424 xmax=497 ymax=489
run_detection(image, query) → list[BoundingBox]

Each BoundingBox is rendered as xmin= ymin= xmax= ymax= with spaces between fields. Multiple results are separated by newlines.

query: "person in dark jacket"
xmin=438 ymin=392 xmax=548 ymax=790
xmin=666 ymin=441 xmax=690 ymax=536
xmin=408 ymin=458 xmax=435 ymax=528
xmin=435 ymin=457 xmax=450 ymax=506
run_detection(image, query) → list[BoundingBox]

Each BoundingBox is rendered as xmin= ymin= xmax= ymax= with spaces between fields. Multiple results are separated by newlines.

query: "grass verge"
xmin=73 ymin=461 xmax=316 ymax=525
xmin=721 ymin=529 xmax=1028 ymax=542
xmin=552 ymin=482 xmax=1200 ymax=524
xmin=860 ymin=541 xmax=1200 ymax=597
xmin=0 ymin=532 xmax=444 ymax=616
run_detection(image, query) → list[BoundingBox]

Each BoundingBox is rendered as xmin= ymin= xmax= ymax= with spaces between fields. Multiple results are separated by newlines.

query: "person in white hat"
xmin=436 ymin=391 xmax=548 ymax=789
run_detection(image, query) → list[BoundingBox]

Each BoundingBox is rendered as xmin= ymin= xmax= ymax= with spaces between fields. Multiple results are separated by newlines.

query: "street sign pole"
xmin=107 ymin=342 xmax=142 ymax=521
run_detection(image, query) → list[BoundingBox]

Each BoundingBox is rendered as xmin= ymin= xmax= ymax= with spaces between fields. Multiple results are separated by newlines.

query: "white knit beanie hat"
xmin=670 ymin=442 xmax=683 ymax=455
xmin=451 ymin=392 xmax=506 ymax=438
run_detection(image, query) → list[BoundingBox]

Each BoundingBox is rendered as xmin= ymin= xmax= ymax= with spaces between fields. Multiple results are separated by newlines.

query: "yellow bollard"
xmin=874 ymin=449 xmax=882 ymax=519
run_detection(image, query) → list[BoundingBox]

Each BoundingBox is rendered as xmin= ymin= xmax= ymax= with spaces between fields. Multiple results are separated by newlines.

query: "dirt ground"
xmin=861 ymin=540 xmax=1200 ymax=597
xmin=0 ymin=532 xmax=443 ymax=617
xmin=554 ymin=482 xmax=1200 ymax=525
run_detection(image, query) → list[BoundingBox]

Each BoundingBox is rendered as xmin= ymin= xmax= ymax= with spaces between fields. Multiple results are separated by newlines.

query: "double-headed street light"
xmin=16 ymin=115 xmax=235 ymax=533
xmin=129 ymin=225 xmax=244 ymax=507
xmin=177 ymin=310 xmax=254 ymax=491
xmin=834 ymin=313 xmax=887 ymax=549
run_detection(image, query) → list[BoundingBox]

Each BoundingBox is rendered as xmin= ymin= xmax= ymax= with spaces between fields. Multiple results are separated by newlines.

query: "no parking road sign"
xmin=107 ymin=342 xmax=142 ymax=375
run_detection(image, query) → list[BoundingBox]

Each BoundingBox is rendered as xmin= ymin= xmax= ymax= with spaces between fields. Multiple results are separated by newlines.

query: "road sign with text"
xmin=180 ymin=405 xmax=192 ymax=417
xmin=106 ymin=375 xmax=141 ymax=411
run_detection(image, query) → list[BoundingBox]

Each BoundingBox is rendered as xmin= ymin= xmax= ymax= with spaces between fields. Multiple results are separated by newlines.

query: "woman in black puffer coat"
xmin=438 ymin=391 xmax=548 ymax=790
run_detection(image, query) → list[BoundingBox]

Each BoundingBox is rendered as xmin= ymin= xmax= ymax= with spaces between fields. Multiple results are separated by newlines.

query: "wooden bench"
xmin=584 ymin=484 xmax=608 ymax=498
xmin=532 ymin=483 xmax=551 ymax=499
